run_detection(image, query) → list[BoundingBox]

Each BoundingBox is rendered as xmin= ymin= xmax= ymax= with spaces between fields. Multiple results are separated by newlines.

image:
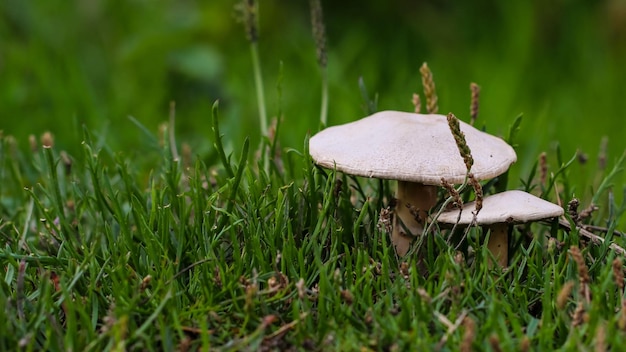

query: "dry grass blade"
xmin=558 ymin=218 xmax=626 ymax=256
xmin=434 ymin=310 xmax=468 ymax=350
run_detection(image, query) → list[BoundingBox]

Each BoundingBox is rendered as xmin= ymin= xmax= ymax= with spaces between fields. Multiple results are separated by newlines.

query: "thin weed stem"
xmin=169 ymin=101 xmax=179 ymax=161
xmin=250 ymin=43 xmax=270 ymax=175
xmin=239 ymin=0 xmax=269 ymax=172
xmin=211 ymin=101 xmax=234 ymax=178
xmin=251 ymin=43 xmax=268 ymax=138
xmin=320 ymin=68 xmax=329 ymax=127
xmin=309 ymin=0 xmax=328 ymax=126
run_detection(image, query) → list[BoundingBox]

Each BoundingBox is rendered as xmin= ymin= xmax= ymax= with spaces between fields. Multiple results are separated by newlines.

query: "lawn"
xmin=1 ymin=1 xmax=626 ymax=350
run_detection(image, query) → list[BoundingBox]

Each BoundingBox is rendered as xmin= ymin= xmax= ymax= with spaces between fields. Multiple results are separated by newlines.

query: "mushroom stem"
xmin=487 ymin=223 xmax=509 ymax=267
xmin=391 ymin=181 xmax=438 ymax=256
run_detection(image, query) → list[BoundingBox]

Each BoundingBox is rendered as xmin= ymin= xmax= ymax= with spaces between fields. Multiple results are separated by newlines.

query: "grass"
xmin=3 ymin=1 xmax=625 ymax=180
xmin=1 ymin=95 xmax=626 ymax=350
xmin=2 ymin=1 xmax=626 ymax=350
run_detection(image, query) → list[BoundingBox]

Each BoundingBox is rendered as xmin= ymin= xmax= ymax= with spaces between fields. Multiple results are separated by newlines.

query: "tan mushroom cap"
xmin=309 ymin=111 xmax=517 ymax=184
xmin=437 ymin=190 xmax=564 ymax=225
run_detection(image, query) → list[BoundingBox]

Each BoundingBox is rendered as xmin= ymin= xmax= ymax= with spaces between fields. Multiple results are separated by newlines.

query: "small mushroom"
xmin=309 ymin=111 xmax=517 ymax=256
xmin=437 ymin=190 xmax=564 ymax=267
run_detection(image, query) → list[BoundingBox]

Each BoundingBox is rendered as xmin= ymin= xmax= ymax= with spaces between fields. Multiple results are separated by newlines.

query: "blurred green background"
xmin=1 ymin=0 xmax=625 ymax=201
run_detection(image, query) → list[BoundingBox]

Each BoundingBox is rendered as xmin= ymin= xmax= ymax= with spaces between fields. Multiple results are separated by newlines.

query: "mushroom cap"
xmin=437 ymin=190 xmax=564 ymax=225
xmin=309 ymin=111 xmax=516 ymax=184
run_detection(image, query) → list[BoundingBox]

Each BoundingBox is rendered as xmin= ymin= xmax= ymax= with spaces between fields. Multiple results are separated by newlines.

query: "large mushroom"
xmin=309 ymin=110 xmax=517 ymax=256
xmin=437 ymin=190 xmax=564 ymax=266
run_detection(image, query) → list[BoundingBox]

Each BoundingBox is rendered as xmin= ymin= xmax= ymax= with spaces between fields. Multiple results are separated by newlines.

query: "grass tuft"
xmin=1 ymin=8 xmax=625 ymax=350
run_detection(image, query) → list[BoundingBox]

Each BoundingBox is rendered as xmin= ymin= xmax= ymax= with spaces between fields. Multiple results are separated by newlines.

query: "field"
xmin=1 ymin=1 xmax=626 ymax=350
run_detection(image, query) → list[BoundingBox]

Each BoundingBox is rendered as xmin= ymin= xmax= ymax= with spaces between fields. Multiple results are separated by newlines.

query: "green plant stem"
xmin=320 ymin=67 xmax=328 ymax=127
xmin=592 ymin=151 xmax=625 ymax=205
xmin=250 ymin=42 xmax=269 ymax=174
xmin=251 ymin=43 xmax=267 ymax=138
xmin=212 ymin=101 xmax=234 ymax=178
xmin=44 ymin=147 xmax=66 ymax=226
xmin=169 ymin=101 xmax=179 ymax=161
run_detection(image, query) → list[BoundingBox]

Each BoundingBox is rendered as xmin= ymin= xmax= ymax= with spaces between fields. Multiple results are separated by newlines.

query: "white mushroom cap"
xmin=309 ymin=111 xmax=516 ymax=184
xmin=437 ymin=190 xmax=564 ymax=225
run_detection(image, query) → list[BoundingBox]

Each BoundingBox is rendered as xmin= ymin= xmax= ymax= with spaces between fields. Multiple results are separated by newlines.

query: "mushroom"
xmin=308 ymin=110 xmax=517 ymax=256
xmin=436 ymin=190 xmax=564 ymax=267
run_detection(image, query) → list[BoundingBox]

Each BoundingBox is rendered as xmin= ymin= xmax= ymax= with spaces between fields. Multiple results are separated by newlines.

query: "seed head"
xmin=399 ymin=261 xmax=409 ymax=279
xmin=468 ymin=173 xmax=483 ymax=216
xmin=5 ymin=135 xmax=17 ymax=157
xmin=595 ymin=323 xmax=606 ymax=352
xmin=236 ymin=0 xmax=258 ymax=43
xmin=557 ymin=281 xmax=574 ymax=309
xmin=568 ymin=198 xmax=580 ymax=223
xmin=441 ymin=177 xmax=462 ymax=209
xmin=569 ymin=246 xmax=589 ymax=285
xmin=182 ymin=143 xmax=192 ymax=170
xmin=140 ymin=275 xmax=152 ymax=292
xmin=613 ymin=257 xmax=624 ymax=291
xmin=309 ymin=0 xmax=327 ymax=68
xmin=572 ymin=301 xmax=586 ymax=327
xmin=378 ymin=207 xmax=393 ymax=234
xmin=420 ymin=62 xmax=438 ymax=114
xmin=469 ymin=83 xmax=480 ymax=125
xmin=446 ymin=113 xmax=474 ymax=172
xmin=340 ymin=289 xmax=353 ymax=305
xmin=158 ymin=123 xmax=167 ymax=147
xmin=577 ymin=150 xmax=588 ymax=165
xmin=460 ymin=316 xmax=476 ymax=352
xmin=569 ymin=246 xmax=591 ymax=303
xmin=296 ymin=278 xmax=306 ymax=299
xmin=454 ymin=251 xmax=465 ymax=266
xmin=578 ymin=203 xmax=599 ymax=223
xmin=488 ymin=334 xmax=502 ymax=352
xmin=519 ymin=336 xmax=531 ymax=352
xmin=41 ymin=131 xmax=54 ymax=148
xmin=412 ymin=93 xmax=421 ymax=113
xmin=29 ymin=134 xmax=37 ymax=153
xmin=60 ymin=151 xmax=72 ymax=176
